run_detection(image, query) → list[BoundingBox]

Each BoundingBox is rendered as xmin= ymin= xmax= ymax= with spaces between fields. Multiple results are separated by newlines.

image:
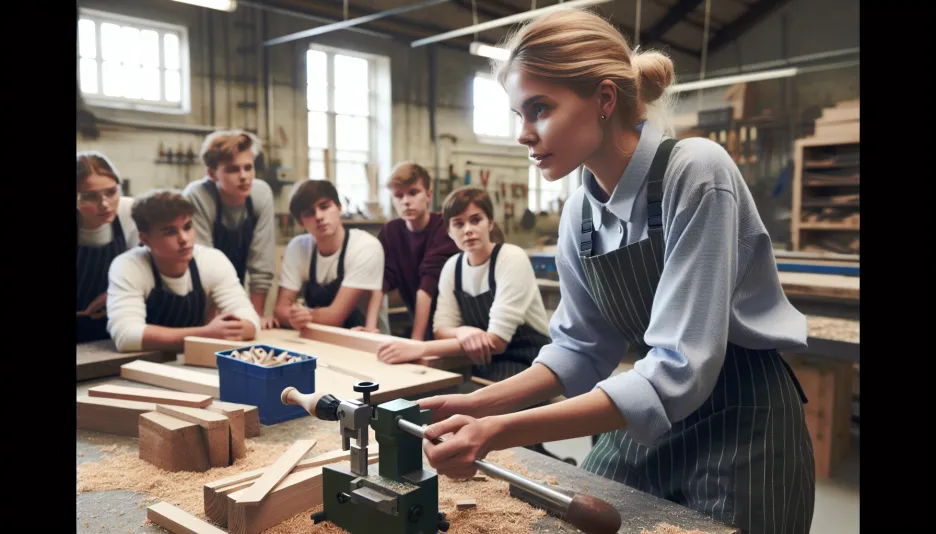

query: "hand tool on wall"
xmin=504 ymin=202 xmax=514 ymax=238
xmin=480 ymin=169 xmax=490 ymax=191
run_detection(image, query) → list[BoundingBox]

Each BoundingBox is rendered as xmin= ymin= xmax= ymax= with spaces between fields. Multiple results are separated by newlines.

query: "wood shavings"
xmin=640 ymin=524 xmax=710 ymax=534
xmin=226 ymin=346 xmax=305 ymax=367
xmin=807 ymin=315 xmax=859 ymax=343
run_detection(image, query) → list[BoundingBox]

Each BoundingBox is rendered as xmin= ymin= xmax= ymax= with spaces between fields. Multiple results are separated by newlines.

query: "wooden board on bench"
xmin=77 ymin=339 xmax=175 ymax=382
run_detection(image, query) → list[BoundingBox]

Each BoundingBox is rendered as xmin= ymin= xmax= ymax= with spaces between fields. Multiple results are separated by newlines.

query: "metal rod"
xmin=264 ymin=0 xmax=451 ymax=47
xmin=676 ymin=46 xmax=859 ymax=82
xmin=410 ymin=0 xmax=613 ymax=48
xmin=396 ymin=418 xmax=573 ymax=510
xmin=238 ymin=0 xmax=392 ymax=39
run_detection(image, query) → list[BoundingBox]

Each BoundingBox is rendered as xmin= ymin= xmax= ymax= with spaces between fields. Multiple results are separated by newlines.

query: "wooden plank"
xmin=77 ymin=396 xmax=156 ymax=437
xmin=227 ymin=466 xmax=326 ymax=534
xmin=89 ymin=384 xmax=212 ymax=408
xmin=183 ymin=336 xmax=251 ymax=368
xmin=298 ymin=324 xmax=472 ymax=370
xmin=206 ymin=403 xmax=246 ymax=461
xmin=204 ymin=447 xmax=379 ymax=527
xmin=139 ymin=412 xmax=211 ymax=472
xmin=77 ymin=339 xmax=175 ymax=382
xmin=121 ymin=360 xmax=220 ymax=397
xmin=234 ymin=439 xmax=316 ymax=505
xmin=777 ymin=271 xmax=860 ymax=301
xmin=147 ymin=501 xmax=226 ymax=534
xmin=210 ymin=401 xmax=260 ymax=438
xmin=156 ymin=404 xmax=231 ymax=467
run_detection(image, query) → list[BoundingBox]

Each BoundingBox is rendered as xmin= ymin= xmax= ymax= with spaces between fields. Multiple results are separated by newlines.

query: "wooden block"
xmin=147 ymin=501 xmax=226 ymax=534
xmin=139 ymin=412 xmax=210 ymax=472
xmin=206 ymin=403 xmax=246 ymax=460
xmin=184 ymin=336 xmax=250 ymax=368
xmin=210 ymin=401 xmax=260 ymax=438
xmin=203 ymin=447 xmax=379 ymax=527
xmin=77 ymin=396 xmax=157 ymax=437
xmin=300 ymin=324 xmax=471 ymax=370
xmin=456 ymin=499 xmax=477 ymax=510
xmin=156 ymin=404 xmax=231 ymax=467
xmin=89 ymin=384 xmax=212 ymax=408
xmin=121 ymin=360 xmax=220 ymax=397
xmin=77 ymin=339 xmax=175 ymax=382
xmin=234 ymin=439 xmax=316 ymax=505
xmin=227 ymin=466 xmax=326 ymax=534
xmin=471 ymin=474 xmax=487 ymax=481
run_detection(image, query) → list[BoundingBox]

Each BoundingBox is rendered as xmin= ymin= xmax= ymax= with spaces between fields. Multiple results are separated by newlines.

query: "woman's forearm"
xmin=470 ymin=363 xmax=565 ymax=417
xmin=487 ymin=387 xmax=627 ymax=451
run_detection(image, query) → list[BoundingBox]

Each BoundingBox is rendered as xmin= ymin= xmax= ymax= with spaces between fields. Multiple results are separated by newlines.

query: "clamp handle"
xmin=353 ymin=381 xmax=379 ymax=405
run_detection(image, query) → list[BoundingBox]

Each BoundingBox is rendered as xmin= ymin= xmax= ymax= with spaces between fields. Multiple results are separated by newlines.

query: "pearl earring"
xmin=600 ymin=114 xmax=607 ymax=120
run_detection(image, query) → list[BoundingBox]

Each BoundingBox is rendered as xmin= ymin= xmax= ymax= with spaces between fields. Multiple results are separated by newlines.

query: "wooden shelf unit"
xmin=791 ymin=134 xmax=860 ymax=254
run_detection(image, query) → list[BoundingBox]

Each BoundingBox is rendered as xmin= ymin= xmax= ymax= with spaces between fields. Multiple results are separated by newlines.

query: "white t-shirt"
xmin=78 ymin=196 xmax=140 ymax=249
xmin=107 ymin=244 xmax=261 ymax=351
xmin=279 ymin=229 xmax=389 ymax=333
xmin=433 ymin=243 xmax=550 ymax=342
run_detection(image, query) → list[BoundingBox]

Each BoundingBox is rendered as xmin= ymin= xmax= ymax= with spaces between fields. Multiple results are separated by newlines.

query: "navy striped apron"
xmin=76 ymin=214 xmax=127 ymax=343
xmin=303 ymin=229 xmax=367 ymax=329
xmin=577 ymin=139 xmax=816 ymax=534
xmin=144 ymin=255 xmax=208 ymax=328
xmin=454 ymin=243 xmax=551 ymax=382
xmin=204 ymin=181 xmax=256 ymax=287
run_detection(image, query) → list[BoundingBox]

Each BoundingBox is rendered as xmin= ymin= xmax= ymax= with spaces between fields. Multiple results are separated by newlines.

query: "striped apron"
xmin=76 ymin=214 xmax=127 ymax=343
xmin=144 ymin=256 xmax=208 ymax=328
xmin=577 ymin=139 xmax=816 ymax=534
xmin=453 ymin=243 xmax=551 ymax=382
xmin=204 ymin=181 xmax=256 ymax=287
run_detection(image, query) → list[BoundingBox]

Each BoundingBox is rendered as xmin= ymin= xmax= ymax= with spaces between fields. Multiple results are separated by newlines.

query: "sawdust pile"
xmin=79 ymin=439 xmax=547 ymax=534
xmin=640 ymin=524 xmax=710 ymax=534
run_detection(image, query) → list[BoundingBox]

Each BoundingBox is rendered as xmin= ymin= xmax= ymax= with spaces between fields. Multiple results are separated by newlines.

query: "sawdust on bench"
xmin=641 ymin=524 xmax=710 ymax=534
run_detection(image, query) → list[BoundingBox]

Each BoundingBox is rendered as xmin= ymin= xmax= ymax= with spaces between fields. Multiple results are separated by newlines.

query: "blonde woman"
xmin=416 ymin=8 xmax=814 ymax=534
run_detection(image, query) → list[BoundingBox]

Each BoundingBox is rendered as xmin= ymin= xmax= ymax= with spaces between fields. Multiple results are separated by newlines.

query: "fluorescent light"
xmin=469 ymin=42 xmax=510 ymax=61
xmin=668 ymin=67 xmax=798 ymax=93
xmin=171 ymin=0 xmax=237 ymax=12
xmin=411 ymin=0 xmax=613 ymax=48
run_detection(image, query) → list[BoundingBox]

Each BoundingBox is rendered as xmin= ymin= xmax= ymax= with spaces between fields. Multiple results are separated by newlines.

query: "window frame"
xmin=78 ymin=8 xmax=192 ymax=115
xmin=472 ymin=71 xmax=521 ymax=146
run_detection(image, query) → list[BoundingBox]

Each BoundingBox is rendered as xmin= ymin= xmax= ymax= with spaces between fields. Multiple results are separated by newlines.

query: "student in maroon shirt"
xmin=362 ymin=162 xmax=460 ymax=340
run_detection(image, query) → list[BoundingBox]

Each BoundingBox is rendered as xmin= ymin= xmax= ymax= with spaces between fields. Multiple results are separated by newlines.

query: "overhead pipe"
xmin=675 ymin=47 xmax=859 ymax=82
xmin=264 ymin=0 xmax=451 ymax=47
xmin=238 ymin=0 xmax=392 ymax=39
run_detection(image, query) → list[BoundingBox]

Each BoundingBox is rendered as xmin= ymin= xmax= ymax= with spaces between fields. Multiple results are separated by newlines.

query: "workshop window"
xmin=528 ymin=166 xmax=581 ymax=214
xmin=307 ymin=46 xmax=391 ymax=216
xmin=78 ymin=9 xmax=190 ymax=114
xmin=473 ymin=74 xmax=521 ymax=143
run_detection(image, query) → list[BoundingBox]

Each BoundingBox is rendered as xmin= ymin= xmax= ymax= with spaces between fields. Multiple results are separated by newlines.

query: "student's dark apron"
xmin=204 ymin=181 xmax=256 ymax=287
xmin=76 ymin=214 xmax=127 ymax=343
xmin=453 ymin=243 xmax=551 ymax=382
xmin=577 ymin=139 xmax=815 ymax=534
xmin=144 ymin=256 xmax=208 ymax=328
xmin=303 ymin=229 xmax=367 ymax=329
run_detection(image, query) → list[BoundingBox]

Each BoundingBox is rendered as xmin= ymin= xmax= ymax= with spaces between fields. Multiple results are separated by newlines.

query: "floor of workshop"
xmin=540 ymin=432 xmax=860 ymax=534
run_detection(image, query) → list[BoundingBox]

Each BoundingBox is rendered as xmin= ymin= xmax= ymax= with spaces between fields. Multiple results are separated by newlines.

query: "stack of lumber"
xmin=812 ymin=99 xmax=859 ymax=139
xmin=76 ymin=384 xmax=260 ymax=472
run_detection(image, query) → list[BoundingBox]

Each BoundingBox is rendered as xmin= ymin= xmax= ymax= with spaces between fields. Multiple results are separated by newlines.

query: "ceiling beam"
xmin=450 ymin=0 xmax=511 ymax=20
xmin=608 ymin=17 xmax=701 ymax=59
xmin=644 ymin=0 xmax=704 ymax=42
xmin=707 ymin=0 xmax=793 ymax=52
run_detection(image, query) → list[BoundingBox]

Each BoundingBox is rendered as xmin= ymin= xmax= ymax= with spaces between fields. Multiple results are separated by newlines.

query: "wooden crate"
xmin=785 ymin=355 xmax=854 ymax=478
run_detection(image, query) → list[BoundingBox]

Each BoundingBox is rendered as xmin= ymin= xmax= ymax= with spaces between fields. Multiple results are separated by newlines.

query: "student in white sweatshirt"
xmin=376 ymin=186 xmax=550 ymax=382
xmin=106 ymin=190 xmax=260 ymax=353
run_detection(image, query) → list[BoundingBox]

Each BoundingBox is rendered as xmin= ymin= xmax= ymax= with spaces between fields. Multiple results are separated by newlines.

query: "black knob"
xmin=438 ymin=512 xmax=446 ymax=520
xmin=354 ymin=381 xmax=379 ymax=404
xmin=407 ymin=505 xmax=423 ymax=523
xmin=315 ymin=394 xmax=341 ymax=421
xmin=438 ymin=519 xmax=451 ymax=532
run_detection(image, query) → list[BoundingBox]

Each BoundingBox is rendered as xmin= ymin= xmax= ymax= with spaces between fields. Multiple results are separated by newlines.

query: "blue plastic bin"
xmin=215 ymin=345 xmax=317 ymax=425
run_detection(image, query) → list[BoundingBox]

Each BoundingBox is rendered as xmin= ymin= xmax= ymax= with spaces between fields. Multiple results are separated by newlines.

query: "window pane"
xmin=307 ymin=50 xmax=326 ymax=86
xmin=140 ymin=30 xmax=160 ymax=68
xmin=101 ymin=23 xmax=122 ymax=62
xmin=79 ymin=58 xmax=98 ymax=94
xmin=121 ymin=27 xmax=141 ymax=65
xmin=102 ymin=61 xmax=125 ymax=97
xmin=308 ymin=158 xmax=326 ymax=180
xmin=142 ymin=67 xmax=161 ymax=101
xmin=78 ymin=19 xmax=96 ymax=59
xmin=165 ymin=70 xmax=181 ymax=102
xmin=473 ymin=76 xmax=510 ymax=137
xmin=335 ymin=150 xmax=369 ymax=164
xmin=307 ymin=83 xmax=327 ymax=112
xmin=164 ymin=33 xmax=180 ymax=70
xmin=334 ymin=89 xmax=369 ymax=116
xmin=308 ymin=112 xmax=328 ymax=149
xmin=336 ymin=115 xmax=369 ymax=151
xmin=125 ymin=65 xmax=143 ymax=99
xmin=334 ymin=54 xmax=368 ymax=90
xmin=528 ymin=165 xmax=539 ymax=212
xmin=335 ymin=161 xmax=368 ymax=209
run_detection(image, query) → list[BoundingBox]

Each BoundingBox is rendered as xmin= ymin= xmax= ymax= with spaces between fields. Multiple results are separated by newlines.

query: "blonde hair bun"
xmin=633 ymin=51 xmax=675 ymax=103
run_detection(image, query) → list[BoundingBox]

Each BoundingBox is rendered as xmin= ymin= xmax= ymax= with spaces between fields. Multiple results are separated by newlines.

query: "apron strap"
xmin=579 ymin=199 xmax=595 ymax=257
xmin=336 ymin=227 xmax=352 ymax=280
xmin=646 ymin=138 xmax=677 ymax=230
xmin=487 ymin=243 xmax=503 ymax=294
xmin=454 ymin=252 xmax=465 ymax=294
xmin=148 ymin=253 xmax=164 ymax=290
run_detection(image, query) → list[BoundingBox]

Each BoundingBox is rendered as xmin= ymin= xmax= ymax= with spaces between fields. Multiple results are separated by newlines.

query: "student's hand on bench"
xmin=203 ymin=313 xmax=247 ymax=340
xmin=455 ymin=326 xmax=494 ymax=367
xmin=376 ymin=339 xmax=426 ymax=364
xmin=351 ymin=326 xmax=381 ymax=334
xmin=287 ymin=304 xmax=314 ymax=330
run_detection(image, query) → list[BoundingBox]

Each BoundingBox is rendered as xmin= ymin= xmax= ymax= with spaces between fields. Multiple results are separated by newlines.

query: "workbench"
xmin=77 ymin=369 xmax=737 ymax=534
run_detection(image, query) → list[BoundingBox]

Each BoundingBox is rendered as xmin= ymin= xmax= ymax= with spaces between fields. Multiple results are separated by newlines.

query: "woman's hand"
xmin=417 ymin=393 xmax=482 ymax=422
xmin=422 ymin=415 xmax=502 ymax=480
xmin=376 ymin=339 xmax=426 ymax=364
xmin=454 ymin=326 xmax=493 ymax=366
